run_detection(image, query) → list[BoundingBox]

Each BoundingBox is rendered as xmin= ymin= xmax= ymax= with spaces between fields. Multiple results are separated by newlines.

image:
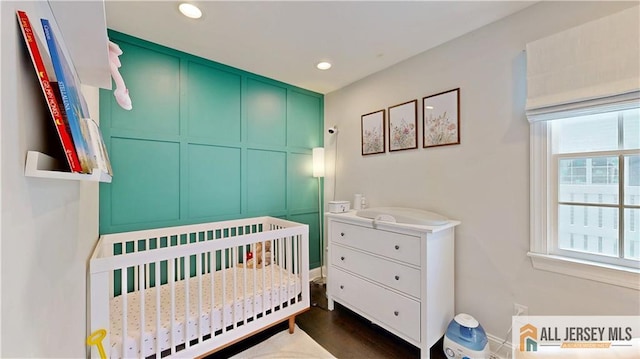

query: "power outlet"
xmin=514 ymin=303 xmax=528 ymax=316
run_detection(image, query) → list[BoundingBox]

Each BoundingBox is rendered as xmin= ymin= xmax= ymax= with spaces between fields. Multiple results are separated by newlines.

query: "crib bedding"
xmin=109 ymin=265 xmax=300 ymax=358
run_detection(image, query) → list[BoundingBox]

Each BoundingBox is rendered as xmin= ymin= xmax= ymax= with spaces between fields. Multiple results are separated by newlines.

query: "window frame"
xmin=529 ymin=111 xmax=640 ymax=290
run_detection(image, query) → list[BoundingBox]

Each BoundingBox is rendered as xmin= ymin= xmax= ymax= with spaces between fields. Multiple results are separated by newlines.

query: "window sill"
xmin=528 ymin=252 xmax=640 ymax=290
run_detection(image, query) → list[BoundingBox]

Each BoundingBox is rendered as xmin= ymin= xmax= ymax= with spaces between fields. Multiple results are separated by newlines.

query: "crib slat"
xmin=278 ymin=237 xmax=282 ymax=306
xmin=232 ymin=246 xmax=237 ymax=330
xmin=155 ymin=260 xmax=161 ymax=358
xmin=271 ymin=238 xmax=275 ymax=311
xmin=296 ymin=235 xmax=302 ymax=301
xmin=247 ymin=243 xmax=258 ymax=321
xmin=170 ymin=258 xmax=176 ymax=355
xmin=281 ymin=237 xmax=285 ymax=305
xmin=197 ymin=249 xmax=203 ymax=342
xmin=269 ymin=239 xmax=275 ymax=313
xmin=133 ymin=247 xmax=138 ymax=292
xmin=178 ymin=246 xmax=184 ymax=284
xmin=210 ymin=250 xmax=216 ymax=336
xmin=280 ymin=237 xmax=285 ymax=306
xmin=109 ymin=245 xmax=115 ymax=299
xmin=251 ymin=242 xmax=257 ymax=322
xmin=261 ymin=243 xmax=266 ymax=317
xmin=296 ymin=234 xmax=301 ymax=303
xmin=242 ymin=245 xmax=247 ymax=325
xmin=292 ymin=235 xmax=297 ymax=304
xmin=290 ymin=236 xmax=294 ymax=303
xmin=222 ymin=248 xmax=227 ymax=334
xmin=122 ymin=266 xmax=128 ymax=358
xmin=284 ymin=236 xmax=288 ymax=303
xmin=145 ymin=240 xmax=151 ymax=289
xmin=252 ymin=226 xmax=258 ymax=320
xmin=139 ymin=264 xmax=145 ymax=359
xmin=185 ymin=254 xmax=190 ymax=350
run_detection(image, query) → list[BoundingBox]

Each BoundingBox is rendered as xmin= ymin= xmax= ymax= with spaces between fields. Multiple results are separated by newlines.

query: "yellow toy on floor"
xmin=241 ymin=241 xmax=272 ymax=268
xmin=87 ymin=329 xmax=107 ymax=359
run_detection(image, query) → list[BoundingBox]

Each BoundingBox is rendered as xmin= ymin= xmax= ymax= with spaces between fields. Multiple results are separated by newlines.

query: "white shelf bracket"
xmin=24 ymin=151 xmax=112 ymax=183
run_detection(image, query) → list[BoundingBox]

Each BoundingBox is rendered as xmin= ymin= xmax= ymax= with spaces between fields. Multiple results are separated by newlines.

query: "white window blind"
xmin=526 ymin=6 xmax=640 ymax=122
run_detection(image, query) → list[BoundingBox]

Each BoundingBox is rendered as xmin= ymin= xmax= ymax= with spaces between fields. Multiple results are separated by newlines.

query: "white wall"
xmin=325 ymin=0 xmax=640 ymax=350
xmin=1 ymin=1 xmax=100 ymax=357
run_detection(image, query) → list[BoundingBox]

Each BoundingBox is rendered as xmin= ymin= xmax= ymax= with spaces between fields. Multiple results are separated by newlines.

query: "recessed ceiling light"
xmin=179 ymin=3 xmax=202 ymax=19
xmin=316 ymin=62 xmax=332 ymax=70
xmin=425 ymin=106 xmax=434 ymax=110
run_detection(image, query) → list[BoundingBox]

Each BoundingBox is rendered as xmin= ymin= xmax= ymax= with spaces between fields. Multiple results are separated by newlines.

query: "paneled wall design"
xmin=100 ymin=31 xmax=323 ymax=268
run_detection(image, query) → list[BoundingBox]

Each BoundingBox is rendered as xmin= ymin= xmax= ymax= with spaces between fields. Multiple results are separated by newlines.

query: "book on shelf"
xmin=51 ymin=81 xmax=75 ymax=153
xmin=41 ymin=17 xmax=97 ymax=174
xmin=16 ymin=10 xmax=82 ymax=173
xmin=85 ymin=118 xmax=113 ymax=176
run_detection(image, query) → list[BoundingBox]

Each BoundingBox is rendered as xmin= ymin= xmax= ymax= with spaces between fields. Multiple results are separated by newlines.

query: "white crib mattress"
xmin=109 ymin=265 xmax=300 ymax=358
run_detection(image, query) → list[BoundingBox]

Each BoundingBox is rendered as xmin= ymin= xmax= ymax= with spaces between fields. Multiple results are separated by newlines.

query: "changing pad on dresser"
xmin=356 ymin=207 xmax=449 ymax=226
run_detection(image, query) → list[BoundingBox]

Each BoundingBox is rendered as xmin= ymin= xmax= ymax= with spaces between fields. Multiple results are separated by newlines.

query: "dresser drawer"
xmin=331 ymin=245 xmax=421 ymax=298
xmin=330 ymin=222 xmax=421 ymax=265
xmin=331 ymin=268 xmax=421 ymax=342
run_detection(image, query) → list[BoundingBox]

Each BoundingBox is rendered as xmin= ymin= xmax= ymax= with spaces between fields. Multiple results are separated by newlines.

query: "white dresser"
xmin=326 ymin=211 xmax=460 ymax=359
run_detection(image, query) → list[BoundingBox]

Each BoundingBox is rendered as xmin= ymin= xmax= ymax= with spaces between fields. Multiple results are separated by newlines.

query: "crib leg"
xmin=288 ymin=315 xmax=296 ymax=334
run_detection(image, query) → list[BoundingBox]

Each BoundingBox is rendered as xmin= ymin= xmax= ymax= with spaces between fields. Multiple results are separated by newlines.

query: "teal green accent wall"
xmin=100 ymin=31 xmax=324 ymax=269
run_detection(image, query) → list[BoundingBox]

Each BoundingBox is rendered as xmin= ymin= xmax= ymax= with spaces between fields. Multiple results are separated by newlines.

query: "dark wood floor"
xmin=208 ymin=282 xmax=448 ymax=358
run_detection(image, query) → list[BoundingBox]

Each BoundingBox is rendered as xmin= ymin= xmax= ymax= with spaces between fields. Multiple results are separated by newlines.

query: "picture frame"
xmin=361 ymin=109 xmax=385 ymax=155
xmin=423 ymin=88 xmax=460 ymax=148
xmin=388 ymin=100 xmax=418 ymax=152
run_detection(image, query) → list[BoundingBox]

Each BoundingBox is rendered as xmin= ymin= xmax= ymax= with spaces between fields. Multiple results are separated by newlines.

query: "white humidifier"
xmin=443 ymin=313 xmax=490 ymax=359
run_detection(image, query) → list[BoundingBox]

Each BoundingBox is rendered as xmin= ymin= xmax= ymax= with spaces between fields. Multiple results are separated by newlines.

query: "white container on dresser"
xmin=326 ymin=210 xmax=461 ymax=359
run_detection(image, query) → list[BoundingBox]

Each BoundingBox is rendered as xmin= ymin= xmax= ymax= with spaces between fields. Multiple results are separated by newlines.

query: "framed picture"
xmin=423 ymin=88 xmax=460 ymax=148
xmin=361 ymin=109 xmax=385 ymax=155
xmin=388 ymin=100 xmax=418 ymax=152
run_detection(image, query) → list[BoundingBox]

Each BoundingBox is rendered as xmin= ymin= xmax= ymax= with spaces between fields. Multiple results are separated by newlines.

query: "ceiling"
xmin=105 ymin=1 xmax=536 ymax=94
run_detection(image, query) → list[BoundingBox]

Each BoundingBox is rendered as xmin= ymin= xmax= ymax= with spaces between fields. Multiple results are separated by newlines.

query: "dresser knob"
xmin=394 ymin=311 xmax=399 ymax=316
xmin=394 ymin=245 xmax=400 ymax=250
xmin=340 ymin=285 xmax=344 ymax=289
xmin=340 ymin=232 xmax=345 ymax=237
xmin=395 ymin=275 xmax=399 ymax=280
xmin=340 ymin=256 xmax=345 ymax=261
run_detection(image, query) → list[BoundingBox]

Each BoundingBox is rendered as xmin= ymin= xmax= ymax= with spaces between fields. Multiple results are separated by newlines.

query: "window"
xmin=552 ymin=109 xmax=639 ymax=267
xmin=529 ymin=106 xmax=640 ymax=289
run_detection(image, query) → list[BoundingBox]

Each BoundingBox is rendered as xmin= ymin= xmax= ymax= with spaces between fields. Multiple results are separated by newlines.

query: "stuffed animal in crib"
xmin=243 ymin=241 xmax=272 ymax=268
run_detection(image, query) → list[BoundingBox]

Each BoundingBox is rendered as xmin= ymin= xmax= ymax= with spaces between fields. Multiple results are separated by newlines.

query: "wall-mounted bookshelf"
xmin=24 ymin=151 xmax=112 ymax=183
xmin=17 ymin=1 xmax=113 ymax=183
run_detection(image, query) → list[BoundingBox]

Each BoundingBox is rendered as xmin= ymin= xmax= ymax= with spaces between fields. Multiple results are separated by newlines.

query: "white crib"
xmin=89 ymin=217 xmax=309 ymax=358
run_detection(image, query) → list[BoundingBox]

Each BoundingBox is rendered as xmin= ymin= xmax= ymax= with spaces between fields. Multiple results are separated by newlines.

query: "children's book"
xmin=41 ymin=17 xmax=96 ymax=174
xmin=85 ymin=118 xmax=113 ymax=176
xmin=16 ymin=10 xmax=82 ymax=173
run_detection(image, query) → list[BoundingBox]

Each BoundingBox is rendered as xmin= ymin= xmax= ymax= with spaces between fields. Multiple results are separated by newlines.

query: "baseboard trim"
xmin=309 ymin=266 xmax=326 ymax=282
